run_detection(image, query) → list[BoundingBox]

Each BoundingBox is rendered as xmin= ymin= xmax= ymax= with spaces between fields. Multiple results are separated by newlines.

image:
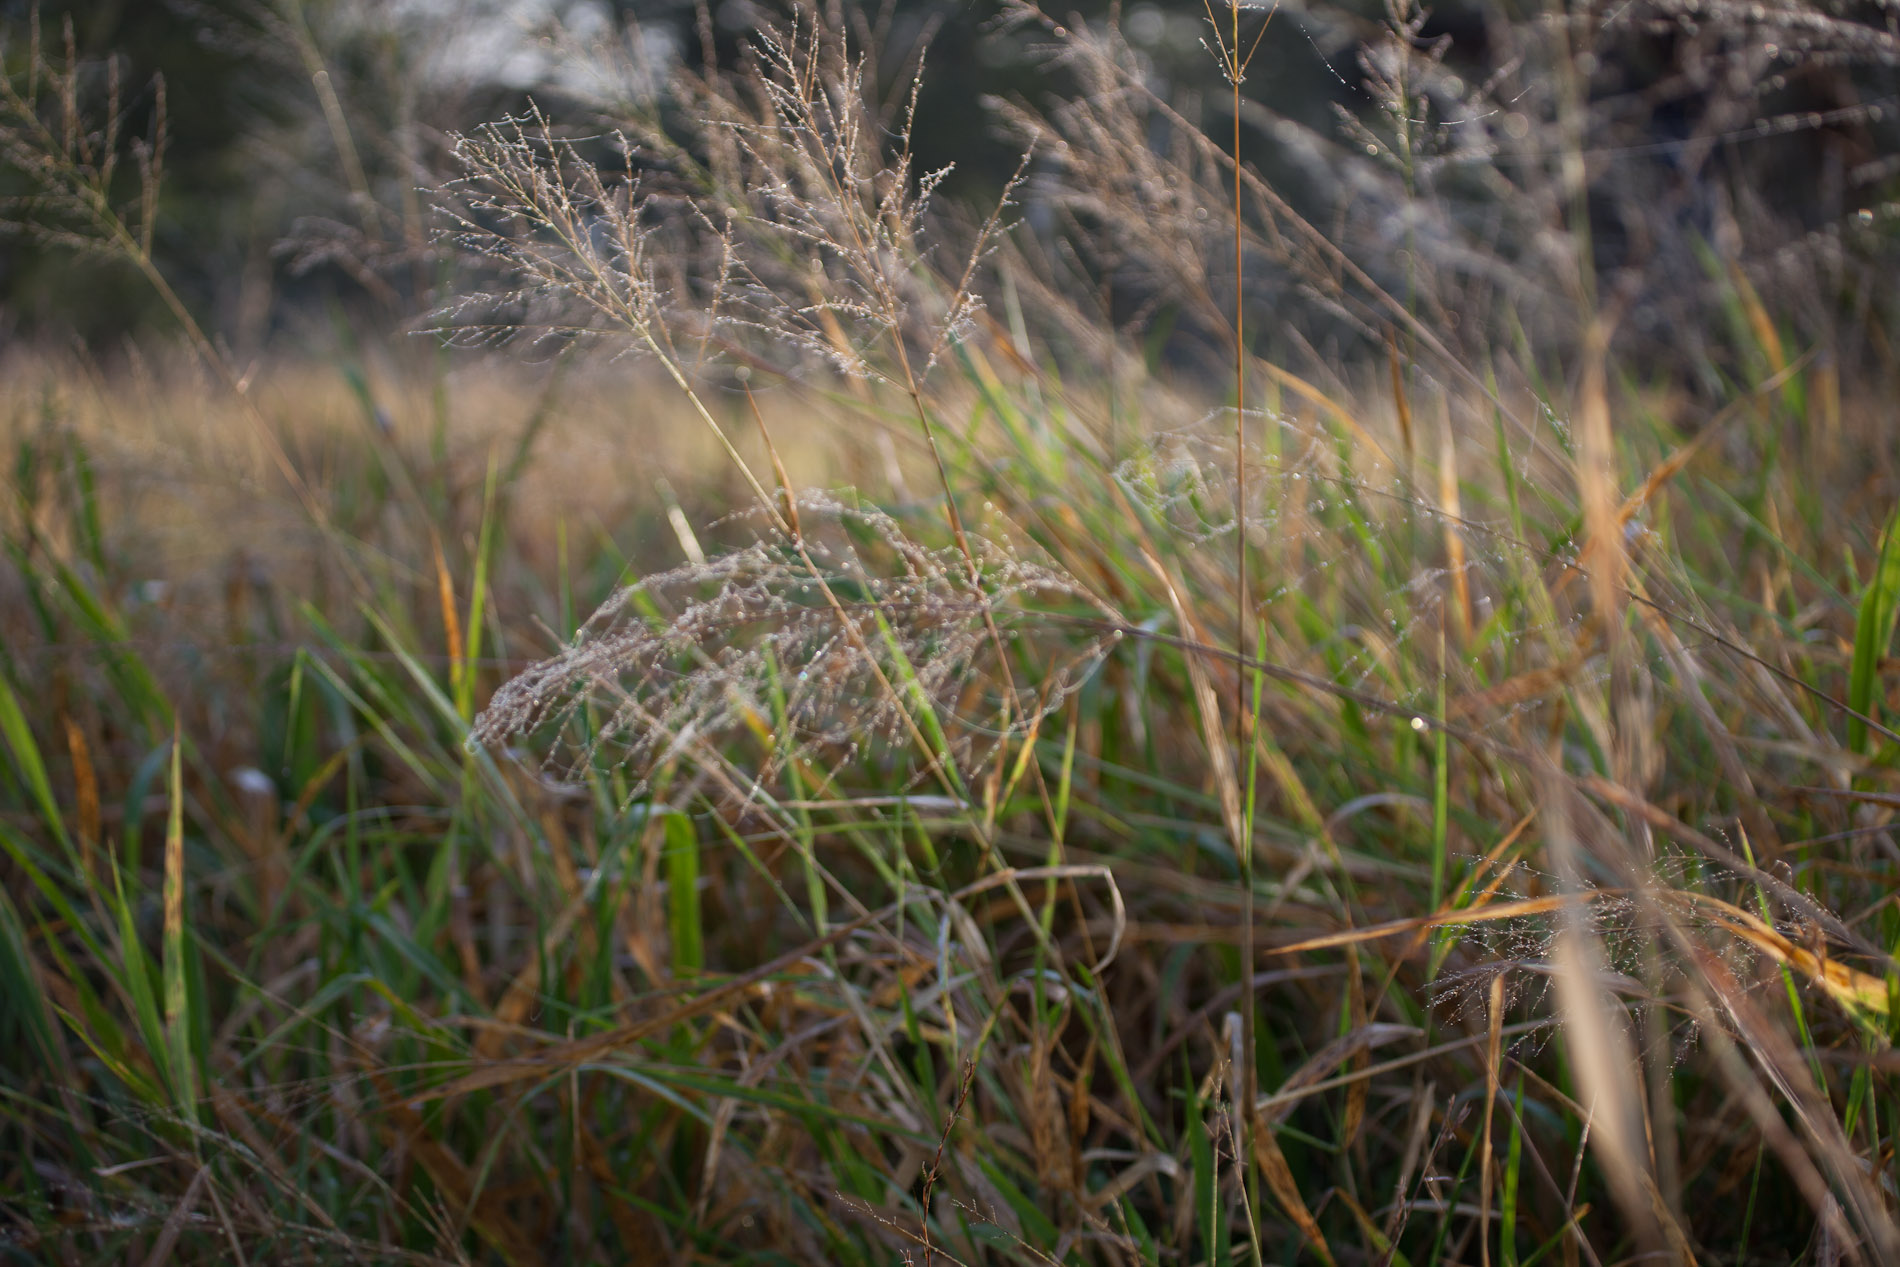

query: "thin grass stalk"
xmin=1200 ymin=2 xmax=1261 ymax=1250
xmin=1228 ymin=5 xmax=1268 ymax=1255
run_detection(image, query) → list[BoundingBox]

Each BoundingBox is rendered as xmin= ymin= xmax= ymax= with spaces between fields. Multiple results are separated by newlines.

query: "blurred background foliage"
xmin=0 ymin=0 xmax=1060 ymax=345
xmin=5 ymin=0 xmax=1900 ymax=379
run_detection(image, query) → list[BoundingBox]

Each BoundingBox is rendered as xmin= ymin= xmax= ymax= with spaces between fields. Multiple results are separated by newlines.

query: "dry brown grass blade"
xmin=1798 ymin=786 xmax=1900 ymax=812
xmin=1542 ymin=770 xmax=1665 ymax=1258
xmin=1574 ymin=319 xmax=1630 ymax=667
xmin=1271 ymin=893 xmax=1576 ymax=957
xmin=1550 ymin=921 xmax=1660 ymax=1256
xmin=161 ymin=731 xmax=192 ymax=1118
xmin=1817 ymin=353 xmax=1842 ymax=448
xmin=1685 ymin=951 xmax=1896 ymax=1260
xmin=1657 ymin=890 xmax=1889 ymax=1023
xmin=1388 ymin=330 xmax=1414 ymax=467
xmin=1258 ymin=361 xmax=1390 ymax=467
xmin=449 ymin=880 xmax=488 ymax=1010
xmin=745 ymin=385 xmax=804 ymax=541
xmin=138 ymin=1163 xmax=208 ymax=1267
xmin=1250 ymin=725 xmax=1326 ymax=832
xmin=413 ymin=865 xmax=1124 ymax=1103
xmin=1622 ymin=579 xmax=1900 ymax=749
xmin=369 ymin=1071 xmax=548 ymax=1267
xmin=1333 ymin=1187 xmax=1399 ymax=1263
xmin=418 ymin=912 xmax=878 ymax=1103
xmin=1382 ymin=1079 xmax=1437 ymax=1253
xmin=431 ymin=532 xmax=464 ymax=696
xmin=1617 ymin=434 xmax=1711 ymax=530
xmin=1643 ymin=1171 xmax=1702 ymax=1267
xmin=283 ymin=746 xmax=349 ymax=841
xmin=1250 ymin=1116 xmax=1337 ymax=1266
xmin=1027 ymin=1022 xmax=1072 ymax=1203
xmin=1610 ymin=351 xmax=1811 ymax=528
xmin=975 ymin=311 xmax=1038 ymax=379
xmin=1082 ymin=1150 xmax=1179 ymax=1212
xmin=1438 ymin=419 xmax=1471 ymax=642
xmin=1342 ymin=944 xmax=1369 ymax=1150
xmin=1726 ymin=258 xmax=1788 ymax=377
xmin=60 ymin=715 xmax=99 ymax=883
xmin=200 ymin=1177 xmax=251 ymax=1267
xmin=208 ymin=1085 xmax=351 ymax=1241
xmin=695 ymin=1093 xmax=742 ymax=1225
xmin=477 ymin=872 xmax=601 ymax=1059
xmin=1480 ymin=971 xmax=1505 ymax=1267
xmin=1140 ymin=545 xmax=1242 ymax=847
xmin=1578 ymin=776 xmax=1882 ymax=959
xmin=1258 ymin=1024 xmax=1424 ymax=1126
xmin=1067 ymin=1036 xmax=1095 ymax=1194
xmin=1385 ymin=811 xmax=1536 ymax=973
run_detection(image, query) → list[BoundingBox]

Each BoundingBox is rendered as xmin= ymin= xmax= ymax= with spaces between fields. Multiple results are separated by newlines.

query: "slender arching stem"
xmin=1225 ymin=5 xmax=1265 ymax=1262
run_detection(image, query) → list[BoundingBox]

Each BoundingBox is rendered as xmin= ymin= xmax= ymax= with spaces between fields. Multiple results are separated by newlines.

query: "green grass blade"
xmin=0 ymin=884 xmax=60 ymax=1073
xmin=458 ymin=454 xmax=502 ymax=723
xmin=0 ymin=670 xmax=72 ymax=864
xmin=1501 ymin=1075 xmax=1524 ymax=1267
xmin=1848 ymin=502 xmax=1900 ymax=754
xmin=664 ymin=811 xmax=703 ymax=978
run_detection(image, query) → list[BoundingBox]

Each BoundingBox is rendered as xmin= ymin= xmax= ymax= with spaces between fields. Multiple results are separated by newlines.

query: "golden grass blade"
xmin=1259 ymin=361 xmax=1390 ymax=465
xmin=161 ymin=733 xmax=195 ymax=1126
xmin=1388 ymin=331 xmax=1414 ymax=467
xmin=60 ymin=716 xmax=99 ymax=885
xmin=432 ymin=532 xmax=464 ymax=699
xmin=1270 ymin=894 xmax=1576 ymax=957
xmin=1141 ymin=546 xmax=1243 ymax=847
xmin=1543 ymin=774 xmax=1664 ymax=1258
xmin=1481 ymin=971 xmax=1506 ymax=1267
xmin=1251 ymin=1118 xmax=1337 ymax=1265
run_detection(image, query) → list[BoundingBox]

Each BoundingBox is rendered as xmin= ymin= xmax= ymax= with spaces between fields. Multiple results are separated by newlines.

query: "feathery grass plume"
xmin=0 ymin=20 xmax=161 ymax=260
xmin=652 ymin=2 xmax=1040 ymax=761
xmin=470 ymin=492 xmax=1120 ymax=797
xmin=682 ymin=8 xmax=996 ymax=383
xmin=438 ymin=102 xmax=796 ymax=527
xmin=437 ymin=106 xmax=685 ymax=352
xmin=0 ymin=16 xmax=185 ymax=333
xmin=443 ymin=1 xmax=1015 ymax=390
xmin=442 ymin=4 xmax=1057 ymax=793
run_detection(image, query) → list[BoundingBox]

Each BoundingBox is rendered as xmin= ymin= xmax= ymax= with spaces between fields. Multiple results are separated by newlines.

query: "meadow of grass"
xmin=6 ymin=1 xmax=1900 ymax=1264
